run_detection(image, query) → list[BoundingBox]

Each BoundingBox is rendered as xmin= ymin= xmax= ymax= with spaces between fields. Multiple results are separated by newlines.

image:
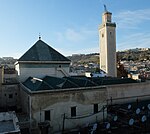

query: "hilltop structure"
xmin=99 ymin=7 xmax=117 ymax=77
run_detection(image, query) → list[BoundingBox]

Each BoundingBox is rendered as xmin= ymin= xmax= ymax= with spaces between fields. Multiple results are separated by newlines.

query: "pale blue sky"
xmin=0 ymin=0 xmax=150 ymax=58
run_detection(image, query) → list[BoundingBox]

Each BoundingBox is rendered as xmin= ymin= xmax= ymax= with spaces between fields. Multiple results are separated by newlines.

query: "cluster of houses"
xmin=120 ymin=60 xmax=150 ymax=80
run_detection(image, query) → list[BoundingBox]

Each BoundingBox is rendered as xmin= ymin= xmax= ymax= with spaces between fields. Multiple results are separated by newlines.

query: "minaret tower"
xmin=99 ymin=5 xmax=117 ymax=77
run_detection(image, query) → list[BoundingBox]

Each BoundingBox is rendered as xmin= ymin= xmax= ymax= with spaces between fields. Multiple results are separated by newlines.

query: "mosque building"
xmin=0 ymin=7 xmax=150 ymax=134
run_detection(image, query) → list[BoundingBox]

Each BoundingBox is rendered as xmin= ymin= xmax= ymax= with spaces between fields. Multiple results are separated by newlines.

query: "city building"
xmin=15 ymin=37 xmax=71 ymax=82
xmin=99 ymin=6 xmax=117 ymax=77
xmin=0 ymin=66 xmax=19 ymax=111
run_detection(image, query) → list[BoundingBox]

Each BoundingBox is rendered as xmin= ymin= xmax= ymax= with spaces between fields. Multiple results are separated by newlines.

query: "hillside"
xmin=68 ymin=48 xmax=150 ymax=65
xmin=67 ymin=53 xmax=99 ymax=65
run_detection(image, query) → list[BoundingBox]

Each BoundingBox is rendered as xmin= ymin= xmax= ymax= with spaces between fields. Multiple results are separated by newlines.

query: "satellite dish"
xmin=147 ymin=104 xmax=150 ymax=110
xmin=136 ymin=108 xmax=141 ymax=115
xmin=141 ymin=115 xmax=147 ymax=122
xmin=128 ymin=104 xmax=132 ymax=110
xmin=92 ymin=123 xmax=97 ymax=131
xmin=129 ymin=118 xmax=134 ymax=126
xmin=106 ymin=122 xmax=110 ymax=129
xmin=113 ymin=116 xmax=118 ymax=122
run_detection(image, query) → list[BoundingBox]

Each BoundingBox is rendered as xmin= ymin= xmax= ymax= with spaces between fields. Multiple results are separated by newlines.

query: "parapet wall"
xmin=107 ymin=81 xmax=150 ymax=104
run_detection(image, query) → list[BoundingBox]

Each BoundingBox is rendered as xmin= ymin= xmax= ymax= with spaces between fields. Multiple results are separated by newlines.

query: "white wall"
xmin=33 ymin=102 xmax=105 ymax=132
xmin=16 ymin=63 xmax=70 ymax=82
xmin=20 ymin=86 xmax=107 ymax=133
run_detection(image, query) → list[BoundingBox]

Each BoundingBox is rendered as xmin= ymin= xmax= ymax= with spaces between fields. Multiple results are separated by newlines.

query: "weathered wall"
xmin=20 ymin=86 xmax=107 ymax=133
xmin=0 ymin=84 xmax=20 ymax=108
xmin=20 ymin=81 xmax=150 ymax=133
xmin=107 ymin=81 xmax=150 ymax=104
xmin=20 ymin=86 xmax=30 ymax=114
xmin=16 ymin=63 xmax=70 ymax=82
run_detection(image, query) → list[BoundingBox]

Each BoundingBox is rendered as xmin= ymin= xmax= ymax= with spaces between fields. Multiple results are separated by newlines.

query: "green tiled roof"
xmin=23 ymin=76 xmax=139 ymax=91
xmin=63 ymin=77 xmax=98 ymax=87
xmin=18 ymin=40 xmax=70 ymax=62
xmin=23 ymin=77 xmax=53 ymax=91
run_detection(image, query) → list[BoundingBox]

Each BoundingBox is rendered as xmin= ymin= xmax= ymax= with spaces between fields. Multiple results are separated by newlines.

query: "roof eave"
xmin=15 ymin=61 xmax=71 ymax=64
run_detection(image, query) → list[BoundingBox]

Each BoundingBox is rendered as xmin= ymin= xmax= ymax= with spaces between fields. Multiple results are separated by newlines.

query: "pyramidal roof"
xmin=18 ymin=39 xmax=70 ymax=62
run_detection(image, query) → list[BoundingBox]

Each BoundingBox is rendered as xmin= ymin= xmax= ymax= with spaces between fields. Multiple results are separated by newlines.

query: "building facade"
xmin=19 ymin=77 xmax=150 ymax=133
xmin=0 ymin=66 xmax=20 ymax=111
xmin=20 ymin=83 xmax=107 ymax=133
xmin=15 ymin=38 xmax=71 ymax=82
xmin=99 ymin=8 xmax=117 ymax=77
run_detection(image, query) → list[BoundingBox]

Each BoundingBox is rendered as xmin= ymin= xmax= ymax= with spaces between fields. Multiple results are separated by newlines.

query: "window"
xmin=9 ymin=94 xmax=13 ymax=99
xmin=71 ymin=106 xmax=76 ymax=117
xmin=45 ymin=110 xmax=51 ymax=121
xmin=102 ymin=34 xmax=104 ymax=37
xmin=94 ymin=104 xmax=98 ymax=113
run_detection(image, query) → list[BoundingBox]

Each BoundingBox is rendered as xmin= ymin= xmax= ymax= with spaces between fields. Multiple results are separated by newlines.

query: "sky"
xmin=0 ymin=0 xmax=150 ymax=58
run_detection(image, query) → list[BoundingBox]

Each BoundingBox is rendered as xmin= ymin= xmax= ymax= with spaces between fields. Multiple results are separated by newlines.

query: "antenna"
xmin=113 ymin=115 xmax=118 ymax=122
xmin=106 ymin=122 xmax=110 ymax=129
xmin=104 ymin=4 xmax=107 ymax=12
xmin=39 ymin=33 xmax=41 ymax=40
xmin=129 ymin=118 xmax=134 ymax=126
xmin=128 ymin=104 xmax=132 ymax=110
xmin=136 ymin=108 xmax=141 ymax=115
xmin=147 ymin=104 xmax=150 ymax=110
xmin=141 ymin=115 xmax=147 ymax=122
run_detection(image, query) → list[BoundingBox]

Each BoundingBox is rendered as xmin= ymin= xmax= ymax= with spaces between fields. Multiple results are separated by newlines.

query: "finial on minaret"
xmin=39 ymin=33 xmax=41 ymax=40
xmin=104 ymin=4 xmax=107 ymax=12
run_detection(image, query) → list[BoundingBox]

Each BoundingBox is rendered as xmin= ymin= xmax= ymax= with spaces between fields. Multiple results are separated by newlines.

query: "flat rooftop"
xmin=0 ymin=111 xmax=20 ymax=133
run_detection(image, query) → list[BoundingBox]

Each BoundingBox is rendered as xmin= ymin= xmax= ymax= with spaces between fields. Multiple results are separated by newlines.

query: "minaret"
xmin=99 ymin=6 xmax=117 ymax=77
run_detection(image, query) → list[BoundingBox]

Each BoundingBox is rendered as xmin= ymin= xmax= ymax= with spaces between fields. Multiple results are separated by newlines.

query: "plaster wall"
xmin=20 ymin=81 xmax=150 ymax=133
xmin=17 ymin=67 xmax=69 ymax=82
xmin=99 ymin=26 xmax=107 ymax=73
xmin=106 ymin=26 xmax=116 ymax=77
xmin=0 ymin=84 xmax=20 ymax=108
xmin=107 ymin=81 xmax=150 ymax=104
xmin=21 ymin=86 xmax=107 ymax=133
xmin=99 ymin=25 xmax=116 ymax=77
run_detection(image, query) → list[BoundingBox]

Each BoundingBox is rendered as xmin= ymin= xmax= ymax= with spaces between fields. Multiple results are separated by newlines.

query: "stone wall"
xmin=20 ymin=85 xmax=107 ymax=133
xmin=0 ymin=84 xmax=20 ymax=109
xmin=107 ymin=81 xmax=150 ymax=104
xmin=20 ymin=81 xmax=150 ymax=133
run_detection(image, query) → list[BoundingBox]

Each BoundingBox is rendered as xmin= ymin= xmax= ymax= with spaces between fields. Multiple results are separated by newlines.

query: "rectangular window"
xmin=9 ymin=94 xmax=13 ymax=99
xmin=71 ymin=106 xmax=76 ymax=117
xmin=94 ymin=104 xmax=98 ymax=113
xmin=45 ymin=110 xmax=51 ymax=121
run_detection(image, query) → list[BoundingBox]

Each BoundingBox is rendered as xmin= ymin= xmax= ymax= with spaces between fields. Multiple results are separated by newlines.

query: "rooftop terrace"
xmin=0 ymin=111 xmax=20 ymax=133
